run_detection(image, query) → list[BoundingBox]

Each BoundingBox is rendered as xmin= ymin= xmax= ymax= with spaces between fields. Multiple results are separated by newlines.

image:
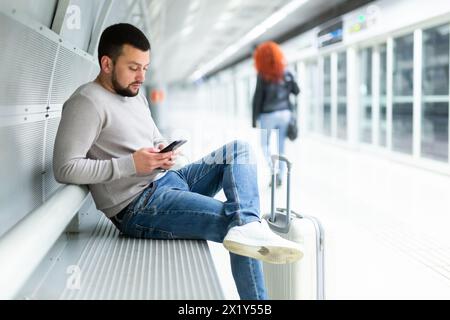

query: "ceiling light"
xmin=185 ymin=14 xmax=194 ymax=24
xmin=228 ymin=0 xmax=242 ymax=10
xmin=189 ymin=0 xmax=200 ymax=12
xmin=214 ymin=22 xmax=226 ymax=30
xmin=189 ymin=0 xmax=310 ymax=82
xmin=181 ymin=26 xmax=193 ymax=36
xmin=220 ymin=12 xmax=234 ymax=21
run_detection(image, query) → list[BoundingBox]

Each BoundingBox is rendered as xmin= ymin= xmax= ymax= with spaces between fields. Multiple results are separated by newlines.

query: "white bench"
xmin=0 ymin=185 xmax=224 ymax=300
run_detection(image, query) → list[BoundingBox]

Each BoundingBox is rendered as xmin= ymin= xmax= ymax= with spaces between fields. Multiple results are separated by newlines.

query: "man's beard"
xmin=111 ymin=70 xmax=141 ymax=97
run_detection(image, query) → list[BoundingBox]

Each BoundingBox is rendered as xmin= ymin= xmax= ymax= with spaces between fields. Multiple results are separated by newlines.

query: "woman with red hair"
xmin=252 ymin=41 xmax=299 ymax=187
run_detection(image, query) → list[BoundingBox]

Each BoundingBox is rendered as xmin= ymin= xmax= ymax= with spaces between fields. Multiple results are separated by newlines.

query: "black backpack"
xmin=287 ymin=111 xmax=298 ymax=141
xmin=286 ymin=72 xmax=299 ymax=141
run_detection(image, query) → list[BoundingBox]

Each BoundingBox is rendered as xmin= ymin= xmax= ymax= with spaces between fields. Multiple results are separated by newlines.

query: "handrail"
xmin=0 ymin=185 xmax=89 ymax=299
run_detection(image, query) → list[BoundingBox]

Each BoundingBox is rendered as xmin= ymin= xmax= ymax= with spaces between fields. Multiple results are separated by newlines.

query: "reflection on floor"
xmin=157 ymin=95 xmax=450 ymax=299
xmin=290 ymin=139 xmax=450 ymax=299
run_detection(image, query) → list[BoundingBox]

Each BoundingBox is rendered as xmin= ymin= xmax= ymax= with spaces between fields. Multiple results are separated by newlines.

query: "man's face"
xmin=110 ymin=44 xmax=150 ymax=97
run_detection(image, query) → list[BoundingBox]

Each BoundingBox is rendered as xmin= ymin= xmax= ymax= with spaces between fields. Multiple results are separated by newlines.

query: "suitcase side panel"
xmin=262 ymin=216 xmax=320 ymax=300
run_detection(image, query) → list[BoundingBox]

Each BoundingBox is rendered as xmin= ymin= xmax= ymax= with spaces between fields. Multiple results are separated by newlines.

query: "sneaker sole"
xmin=223 ymin=240 xmax=303 ymax=264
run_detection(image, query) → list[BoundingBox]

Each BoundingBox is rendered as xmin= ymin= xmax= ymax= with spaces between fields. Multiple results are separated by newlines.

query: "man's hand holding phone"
xmin=132 ymin=147 xmax=176 ymax=175
xmin=133 ymin=140 xmax=186 ymax=175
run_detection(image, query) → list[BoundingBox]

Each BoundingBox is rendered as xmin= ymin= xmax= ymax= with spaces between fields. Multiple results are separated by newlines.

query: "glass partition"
xmin=359 ymin=47 xmax=373 ymax=143
xmin=379 ymin=44 xmax=388 ymax=147
xmin=422 ymin=24 xmax=449 ymax=162
xmin=323 ymin=56 xmax=332 ymax=136
xmin=337 ymin=52 xmax=347 ymax=140
xmin=305 ymin=61 xmax=319 ymax=132
xmin=393 ymin=34 xmax=414 ymax=154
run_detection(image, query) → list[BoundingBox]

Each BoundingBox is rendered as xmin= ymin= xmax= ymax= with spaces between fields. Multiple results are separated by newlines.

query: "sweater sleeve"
xmin=53 ymin=95 xmax=136 ymax=185
xmin=252 ymin=76 xmax=265 ymax=128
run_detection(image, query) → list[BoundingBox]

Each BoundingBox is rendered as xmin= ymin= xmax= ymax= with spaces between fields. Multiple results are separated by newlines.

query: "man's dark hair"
xmin=98 ymin=23 xmax=151 ymax=66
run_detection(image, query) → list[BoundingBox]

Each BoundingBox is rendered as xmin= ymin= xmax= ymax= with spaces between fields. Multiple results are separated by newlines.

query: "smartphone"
xmin=159 ymin=140 xmax=187 ymax=153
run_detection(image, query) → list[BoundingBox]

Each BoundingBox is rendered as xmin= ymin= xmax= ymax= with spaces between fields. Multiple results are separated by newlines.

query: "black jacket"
xmin=252 ymin=71 xmax=300 ymax=128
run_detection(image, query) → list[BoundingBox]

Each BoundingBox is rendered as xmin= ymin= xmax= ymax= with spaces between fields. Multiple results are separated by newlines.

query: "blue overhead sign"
xmin=317 ymin=20 xmax=343 ymax=48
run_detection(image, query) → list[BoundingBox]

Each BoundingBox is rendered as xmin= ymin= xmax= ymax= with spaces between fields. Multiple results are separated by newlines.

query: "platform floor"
xmin=160 ymin=91 xmax=450 ymax=299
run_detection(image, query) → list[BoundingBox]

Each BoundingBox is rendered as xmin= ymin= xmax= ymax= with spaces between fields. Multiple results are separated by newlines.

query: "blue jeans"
xmin=115 ymin=140 xmax=267 ymax=300
xmin=259 ymin=109 xmax=291 ymax=179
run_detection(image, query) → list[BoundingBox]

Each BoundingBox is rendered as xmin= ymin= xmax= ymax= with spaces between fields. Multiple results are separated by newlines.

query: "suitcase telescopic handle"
xmin=270 ymin=155 xmax=292 ymax=230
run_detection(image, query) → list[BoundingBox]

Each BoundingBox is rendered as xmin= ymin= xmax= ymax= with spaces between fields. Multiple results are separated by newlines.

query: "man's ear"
xmin=100 ymin=56 xmax=113 ymax=74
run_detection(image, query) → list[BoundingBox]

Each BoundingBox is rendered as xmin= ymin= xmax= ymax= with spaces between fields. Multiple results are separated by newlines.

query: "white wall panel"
xmin=0 ymin=0 xmax=58 ymax=28
xmin=0 ymin=121 xmax=45 ymax=237
xmin=0 ymin=12 xmax=57 ymax=106
xmin=50 ymin=43 xmax=95 ymax=106
xmin=44 ymin=116 xmax=62 ymax=200
xmin=103 ymin=0 xmax=128 ymax=28
xmin=0 ymin=9 xmax=95 ymax=237
xmin=59 ymin=0 xmax=106 ymax=51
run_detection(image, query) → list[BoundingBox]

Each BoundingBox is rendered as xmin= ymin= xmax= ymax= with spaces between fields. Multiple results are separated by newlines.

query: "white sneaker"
xmin=223 ymin=219 xmax=303 ymax=264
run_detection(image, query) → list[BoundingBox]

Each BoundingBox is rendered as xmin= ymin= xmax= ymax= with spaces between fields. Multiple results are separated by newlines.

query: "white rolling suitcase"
xmin=263 ymin=155 xmax=325 ymax=300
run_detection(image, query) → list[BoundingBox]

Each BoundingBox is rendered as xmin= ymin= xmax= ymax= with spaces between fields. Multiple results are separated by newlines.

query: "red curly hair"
xmin=253 ymin=41 xmax=286 ymax=82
